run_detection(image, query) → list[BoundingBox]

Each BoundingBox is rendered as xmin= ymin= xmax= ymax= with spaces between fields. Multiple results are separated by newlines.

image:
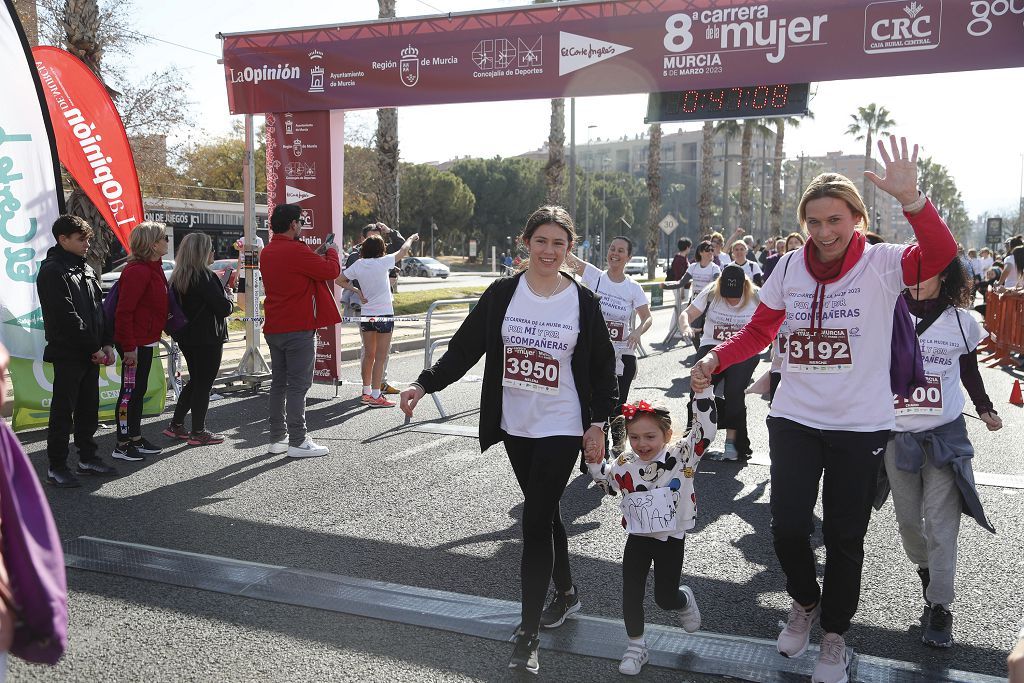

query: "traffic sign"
xmin=659 ymin=214 xmax=678 ymax=235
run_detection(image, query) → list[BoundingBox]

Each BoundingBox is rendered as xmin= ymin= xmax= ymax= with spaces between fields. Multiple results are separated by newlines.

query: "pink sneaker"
xmin=360 ymin=393 xmax=374 ymax=404
xmin=367 ymin=395 xmax=395 ymax=408
xmin=777 ymin=600 xmax=820 ymax=658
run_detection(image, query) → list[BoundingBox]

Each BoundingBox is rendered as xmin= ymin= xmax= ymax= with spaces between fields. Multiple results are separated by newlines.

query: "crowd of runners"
xmin=2 ymin=135 xmax=1024 ymax=681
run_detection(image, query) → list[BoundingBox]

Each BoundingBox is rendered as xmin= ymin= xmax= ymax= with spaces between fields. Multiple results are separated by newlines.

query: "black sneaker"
xmin=507 ymin=630 xmax=540 ymax=675
xmin=112 ymin=442 xmax=145 ymax=462
xmin=131 ymin=438 xmax=162 ymax=455
xmin=917 ymin=566 xmax=931 ymax=604
xmin=46 ymin=466 xmax=81 ymax=488
xmin=76 ymin=459 xmax=118 ymax=476
xmin=539 ymin=586 xmax=581 ymax=629
xmin=922 ymin=604 xmax=953 ymax=648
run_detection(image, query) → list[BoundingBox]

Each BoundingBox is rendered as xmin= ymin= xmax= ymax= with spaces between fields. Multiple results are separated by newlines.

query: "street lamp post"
xmin=430 ymin=218 xmax=436 ymax=258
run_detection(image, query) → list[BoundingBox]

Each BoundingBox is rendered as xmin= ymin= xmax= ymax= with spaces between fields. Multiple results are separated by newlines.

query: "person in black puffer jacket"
xmin=36 ymin=215 xmax=118 ymax=487
xmin=163 ymin=232 xmax=233 ymax=445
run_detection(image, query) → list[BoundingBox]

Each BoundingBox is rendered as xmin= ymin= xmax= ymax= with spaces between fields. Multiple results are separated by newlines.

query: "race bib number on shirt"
xmin=786 ymin=328 xmax=853 ymax=373
xmin=502 ymin=346 xmax=560 ymax=394
xmin=620 ymin=488 xmax=678 ymax=534
xmin=605 ymin=320 xmax=626 ymax=342
xmin=713 ymin=324 xmax=742 ymax=342
xmin=894 ymin=375 xmax=943 ymax=415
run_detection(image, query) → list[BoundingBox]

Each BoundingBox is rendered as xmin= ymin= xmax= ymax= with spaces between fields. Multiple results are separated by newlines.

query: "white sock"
xmin=371 ymin=389 xmax=381 ymax=399
xmin=628 ymin=636 xmax=646 ymax=648
xmin=362 ymin=385 xmax=371 ymax=395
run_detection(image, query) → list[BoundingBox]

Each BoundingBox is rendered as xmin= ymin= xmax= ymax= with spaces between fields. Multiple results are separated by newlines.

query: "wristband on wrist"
xmin=902 ymin=191 xmax=926 ymax=213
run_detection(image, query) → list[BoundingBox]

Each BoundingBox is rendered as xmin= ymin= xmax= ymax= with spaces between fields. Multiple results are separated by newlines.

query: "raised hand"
xmin=864 ymin=135 xmax=920 ymax=206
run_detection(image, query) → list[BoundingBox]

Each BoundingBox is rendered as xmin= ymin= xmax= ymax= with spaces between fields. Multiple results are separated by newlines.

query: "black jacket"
xmin=36 ymin=246 xmax=109 ymax=362
xmin=416 ymin=272 xmax=618 ymax=452
xmin=170 ymin=269 xmax=233 ymax=346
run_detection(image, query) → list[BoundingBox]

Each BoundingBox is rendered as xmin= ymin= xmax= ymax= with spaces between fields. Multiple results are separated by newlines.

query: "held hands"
xmin=582 ymin=424 xmax=605 ymax=463
xmin=864 ymin=135 xmax=920 ymax=206
xmin=690 ymin=351 xmax=719 ymax=392
xmin=103 ymin=346 xmax=116 ymax=366
xmin=980 ymin=411 xmax=1003 ymax=431
xmin=400 ymin=385 xmax=425 ymax=417
xmin=123 ymin=349 xmax=138 ymax=368
xmin=90 ymin=349 xmax=107 ymax=365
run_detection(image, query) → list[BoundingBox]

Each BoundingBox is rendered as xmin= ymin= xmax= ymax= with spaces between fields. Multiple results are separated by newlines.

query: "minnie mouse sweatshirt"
xmin=588 ymin=387 xmax=717 ymax=541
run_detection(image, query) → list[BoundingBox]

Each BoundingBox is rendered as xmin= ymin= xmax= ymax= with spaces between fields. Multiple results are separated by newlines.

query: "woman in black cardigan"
xmin=401 ymin=206 xmax=617 ymax=675
xmin=163 ymin=232 xmax=234 ymax=445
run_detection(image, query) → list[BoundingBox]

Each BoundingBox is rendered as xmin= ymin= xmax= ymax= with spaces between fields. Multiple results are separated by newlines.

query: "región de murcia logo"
xmin=400 ymin=45 xmax=419 ymax=87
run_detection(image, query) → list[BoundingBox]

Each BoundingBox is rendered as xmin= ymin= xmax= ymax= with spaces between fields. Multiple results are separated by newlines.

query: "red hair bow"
xmin=621 ymin=400 xmax=654 ymax=419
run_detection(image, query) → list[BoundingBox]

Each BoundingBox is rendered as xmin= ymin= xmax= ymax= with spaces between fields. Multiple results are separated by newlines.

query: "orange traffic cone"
xmin=1010 ymin=379 xmax=1024 ymax=407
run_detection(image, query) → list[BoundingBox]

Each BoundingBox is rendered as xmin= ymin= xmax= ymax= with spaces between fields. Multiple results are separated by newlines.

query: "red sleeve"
xmin=294 ymin=246 xmax=342 ymax=281
xmin=900 ymin=199 xmax=957 ymax=286
xmin=114 ymin=265 xmax=145 ymax=352
xmin=712 ymin=303 xmax=785 ymax=373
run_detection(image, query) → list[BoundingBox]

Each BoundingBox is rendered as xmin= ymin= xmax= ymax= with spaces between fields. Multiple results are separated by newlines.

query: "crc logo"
xmin=864 ymin=0 xmax=942 ymax=53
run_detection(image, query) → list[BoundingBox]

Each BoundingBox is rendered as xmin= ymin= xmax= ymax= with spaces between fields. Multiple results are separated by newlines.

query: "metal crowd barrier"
xmin=422 ymin=297 xmax=480 ymax=418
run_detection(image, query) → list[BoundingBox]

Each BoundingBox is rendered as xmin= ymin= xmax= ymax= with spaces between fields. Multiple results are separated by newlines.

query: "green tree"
xmin=770 ymin=112 xmax=813 ymax=236
xmin=714 ymin=120 xmax=742 ymax=229
xmin=738 ymin=119 xmax=773 ymax=236
xmin=375 ymin=0 xmax=399 ymax=228
xmin=846 ymin=103 xmax=896 ymax=218
xmin=533 ymin=0 xmax=565 ymax=204
xmin=181 ymin=122 xmax=266 ymax=202
xmin=698 ymin=121 xmax=715 ymax=233
xmin=397 ymin=164 xmax=475 ymax=256
xmin=450 ymin=157 xmax=546 ymax=254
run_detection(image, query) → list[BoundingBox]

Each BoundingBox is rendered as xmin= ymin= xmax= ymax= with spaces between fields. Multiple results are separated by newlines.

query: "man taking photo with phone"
xmin=259 ymin=203 xmax=341 ymax=458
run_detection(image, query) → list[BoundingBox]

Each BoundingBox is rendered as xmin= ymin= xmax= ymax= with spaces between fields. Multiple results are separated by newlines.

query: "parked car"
xmin=624 ymin=256 xmax=648 ymax=275
xmin=401 ymin=256 xmax=450 ymax=278
xmin=210 ymin=259 xmax=240 ymax=291
xmin=100 ymin=259 xmax=175 ymax=294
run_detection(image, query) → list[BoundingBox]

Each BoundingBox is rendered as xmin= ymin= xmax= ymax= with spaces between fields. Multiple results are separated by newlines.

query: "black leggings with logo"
xmin=504 ymin=433 xmax=582 ymax=635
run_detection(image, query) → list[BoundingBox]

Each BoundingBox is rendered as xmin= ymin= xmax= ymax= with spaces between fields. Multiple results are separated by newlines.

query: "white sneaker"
xmin=722 ymin=442 xmax=739 ymax=461
xmin=777 ymin=600 xmax=820 ymax=658
xmin=287 ymin=438 xmax=329 ymax=458
xmin=618 ymin=643 xmax=649 ymax=675
xmin=676 ymin=585 xmax=701 ymax=632
xmin=812 ymin=633 xmax=849 ymax=683
xmin=268 ymin=439 xmax=288 ymax=455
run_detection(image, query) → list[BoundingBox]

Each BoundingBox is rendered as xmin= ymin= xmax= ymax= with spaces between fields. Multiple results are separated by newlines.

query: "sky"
xmin=115 ymin=0 xmax=1024 ymax=218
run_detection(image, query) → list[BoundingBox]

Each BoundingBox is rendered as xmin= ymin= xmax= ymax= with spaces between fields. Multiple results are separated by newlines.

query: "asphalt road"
xmin=7 ymin=306 xmax=1023 ymax=682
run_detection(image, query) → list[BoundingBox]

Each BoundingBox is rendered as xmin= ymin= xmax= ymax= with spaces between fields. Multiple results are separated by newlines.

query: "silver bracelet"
xmin=902 ymin=191 xmax=926 ymax=213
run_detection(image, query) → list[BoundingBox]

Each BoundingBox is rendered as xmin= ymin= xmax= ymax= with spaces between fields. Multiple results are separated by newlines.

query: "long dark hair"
xmin=1012 ymin=245 xmax=1024 ymax=276
xmin=932 ymin=257 xmax=972 ymax=309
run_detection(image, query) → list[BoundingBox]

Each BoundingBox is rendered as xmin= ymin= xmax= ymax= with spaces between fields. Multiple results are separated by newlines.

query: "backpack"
xmin=0 ymin=422 xmax=68 ymax=664
xmin=101 ymin=275 xmax=189 ymax=340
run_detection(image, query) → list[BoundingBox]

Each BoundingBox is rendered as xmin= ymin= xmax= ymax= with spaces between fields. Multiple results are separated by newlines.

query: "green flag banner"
xmin=7 ymin=356 xmax=167 ymax=432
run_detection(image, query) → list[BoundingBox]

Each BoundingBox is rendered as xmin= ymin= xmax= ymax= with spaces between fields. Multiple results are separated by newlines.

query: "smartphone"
xmin=324 ymin=233 xmax=335 ymax=244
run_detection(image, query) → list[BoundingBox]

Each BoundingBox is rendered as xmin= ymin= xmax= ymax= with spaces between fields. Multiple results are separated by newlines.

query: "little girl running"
xmin=585 ymin=387 xmax=718 ymax=675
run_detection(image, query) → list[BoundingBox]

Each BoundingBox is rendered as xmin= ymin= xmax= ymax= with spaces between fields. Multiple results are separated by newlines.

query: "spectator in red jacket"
xmin=112 ymin=221 xmax=170 ymax=462
xmin=260 ymin=204 xmax=342 ymax=458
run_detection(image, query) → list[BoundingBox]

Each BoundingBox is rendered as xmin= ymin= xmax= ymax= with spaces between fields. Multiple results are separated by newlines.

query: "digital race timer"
xmin=646 ymin=83 xmax=811 ymax=123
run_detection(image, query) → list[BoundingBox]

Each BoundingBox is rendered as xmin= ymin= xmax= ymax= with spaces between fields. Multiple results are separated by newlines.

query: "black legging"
xmin=115 ymin=344 xmax=154 ymax=441
xmin=608 ymin=354 xmax=638 ymax=447
xmin=623 ymin=534 xmax=687 ymax=637
xmin=504 ymin=434 xmax=582 ymax=635
xmin=172 ymin=343 xmax=224 ymax=432
xmin=688 ymin=344 xmax=759 ymax=455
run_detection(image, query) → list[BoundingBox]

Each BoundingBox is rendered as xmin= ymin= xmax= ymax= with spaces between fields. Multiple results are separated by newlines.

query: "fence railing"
xmin=981 ymin=289 xmax=1024 ymax=365
xmin=422 ymin=297 xmax=481 ymax=418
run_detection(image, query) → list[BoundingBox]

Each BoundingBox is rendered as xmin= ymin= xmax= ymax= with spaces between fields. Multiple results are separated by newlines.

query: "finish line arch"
xmin=217 ymin=0 xmax=1024 ymax=381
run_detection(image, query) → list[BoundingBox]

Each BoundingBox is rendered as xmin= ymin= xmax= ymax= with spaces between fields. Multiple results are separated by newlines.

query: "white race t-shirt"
xmin=895 ymin=307 xmax=986 ymax=433
xmin=342 ymin=253 xmax=397 ymax=316
xmin=581 ymin=262 xmax=647 ymax=358
xmin=500 ymin=279 xmax=582 ymax=438
xmin=761 ymin=245 xmax=907 ymax=431
xmin=725 ymin=259 xmax=763 ymax=282
xmin=1004 ymin=260 xmax=1019 ymax=287
xmin=687 ymin=262 xmax=721 ymax=299
xmin=691 ymin=284 xmax=759 ymax=348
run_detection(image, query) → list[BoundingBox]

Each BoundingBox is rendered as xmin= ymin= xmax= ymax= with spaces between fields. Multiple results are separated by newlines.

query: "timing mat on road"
xmin=65 ymin=536 xmax=999 ymax=683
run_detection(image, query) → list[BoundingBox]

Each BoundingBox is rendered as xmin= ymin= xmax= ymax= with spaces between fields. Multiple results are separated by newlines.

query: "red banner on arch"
xmin=33 ymin=45 xmax=143 ymax=250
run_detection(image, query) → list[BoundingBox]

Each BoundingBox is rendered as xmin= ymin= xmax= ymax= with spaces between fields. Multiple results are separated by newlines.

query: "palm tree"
xmin=13 ymin=0 xmax=38 ymax=46
xmin=846 ymin=103 xmax=895 ymax=221
xmin=533 ymin=0 xmax=564 ymax=204
xmin=376 ymin=0 xmax=399 ymax=228
xmin=645 ymin=123 xmax=662 ymax=279
xmin=60 ymin=0 xmax=113 ymax=273
xmin=713 ymin=120 xmax=741 ymax=229
xmin=698 ymin=121 xmax=714 ymax=233
xmin=769 ymin=112 xmax=813 ymax=236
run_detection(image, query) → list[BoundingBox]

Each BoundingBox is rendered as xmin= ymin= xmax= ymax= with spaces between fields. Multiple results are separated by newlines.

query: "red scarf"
xmin=804 ymin=231 xmax=865 ymax=284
